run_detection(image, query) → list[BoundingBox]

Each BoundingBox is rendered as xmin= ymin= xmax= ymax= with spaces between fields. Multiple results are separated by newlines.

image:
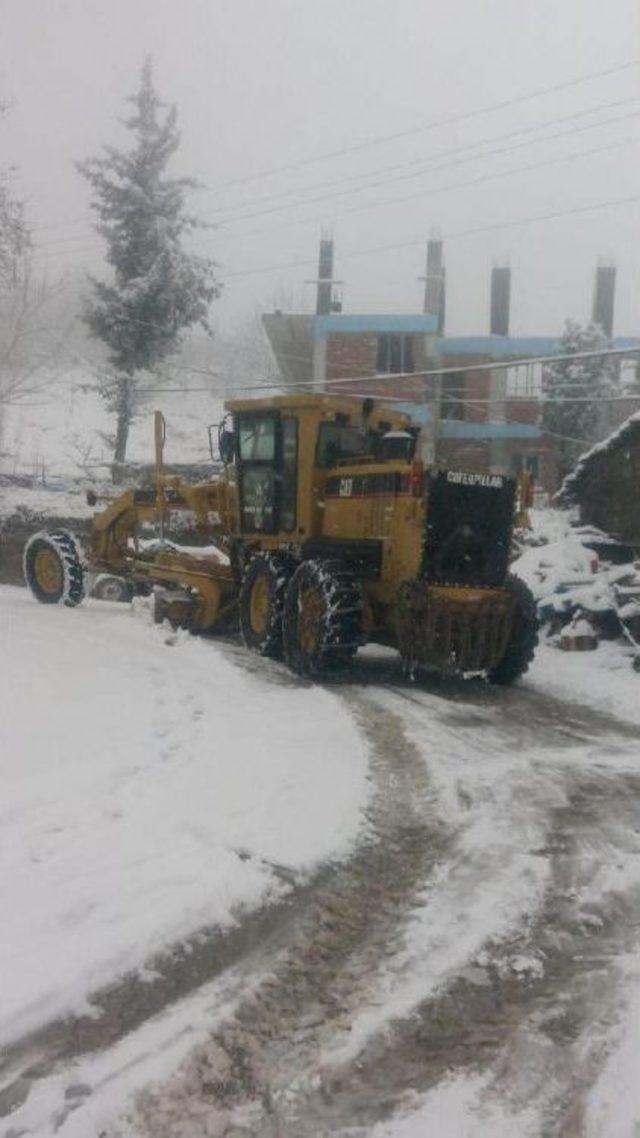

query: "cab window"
xmin=238 ymin=415 xmax=276 ymax=462
xmin=317 ymin=423 xmax=369 ymax=467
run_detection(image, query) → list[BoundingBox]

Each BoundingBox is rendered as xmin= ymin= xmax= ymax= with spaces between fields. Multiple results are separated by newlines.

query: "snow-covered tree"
xmin=0 ymin=173 xmax=28 ymax=288
xmin=542 ymin=319 xmax=616 ymax=476
xmin=0 ymin=103 xmax=29 ymax=288
xmin=79 ymin=59 xmax=221 ymax=468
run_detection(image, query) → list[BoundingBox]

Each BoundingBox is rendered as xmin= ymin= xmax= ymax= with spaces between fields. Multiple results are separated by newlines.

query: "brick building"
xmin=263 ymin=311 xmax=567 ymax=492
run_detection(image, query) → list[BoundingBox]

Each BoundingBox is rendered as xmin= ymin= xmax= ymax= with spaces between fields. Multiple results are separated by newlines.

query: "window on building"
xmin=376 ymin=334 xmax=415 ymax=374
xmin=440 ymin=372 xmax=465 ymax=420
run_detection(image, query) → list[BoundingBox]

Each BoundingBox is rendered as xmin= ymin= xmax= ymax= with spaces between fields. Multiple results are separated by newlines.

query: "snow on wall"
xmin=561 ymin=409 xmax=640 ymax=501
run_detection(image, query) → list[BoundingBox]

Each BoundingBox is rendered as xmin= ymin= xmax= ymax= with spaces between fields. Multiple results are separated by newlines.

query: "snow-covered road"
xmin=2 ymin=585 xmax=640 ymax=1137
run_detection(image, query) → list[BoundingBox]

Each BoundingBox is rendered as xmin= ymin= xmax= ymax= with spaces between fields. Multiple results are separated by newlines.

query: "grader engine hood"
xmin=422 ymin=469 xmax=516 ymax=588
xmin=395 ymin=469 xmax=519 ymax=677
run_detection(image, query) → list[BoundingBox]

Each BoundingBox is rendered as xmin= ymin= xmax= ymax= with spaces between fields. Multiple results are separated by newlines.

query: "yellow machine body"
xmin=76 ymin=393 xmax=533 ymax=679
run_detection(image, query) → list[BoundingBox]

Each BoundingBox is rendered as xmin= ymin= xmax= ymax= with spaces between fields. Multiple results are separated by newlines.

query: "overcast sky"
xmin=1 ymin=0 xmax=638 ymax=338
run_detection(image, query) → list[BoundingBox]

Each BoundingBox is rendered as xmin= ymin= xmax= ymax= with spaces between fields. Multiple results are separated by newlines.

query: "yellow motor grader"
xmin=23 ymin=394 xmax=538 ymax=682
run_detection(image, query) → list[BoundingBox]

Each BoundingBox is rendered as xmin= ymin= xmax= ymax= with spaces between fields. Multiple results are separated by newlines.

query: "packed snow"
xmin=512 ymin=508 xmax=640 ymax=724
xmin=0 ymin=584 xmax=369 ymax=1047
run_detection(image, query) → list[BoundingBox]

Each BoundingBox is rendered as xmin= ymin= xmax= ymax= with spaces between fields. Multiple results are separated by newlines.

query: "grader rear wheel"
xmin=283 ymin=559 xmax=363 ymax=677
xmin=239 ymin=553 xmax=294 ymax=658
xmin=487 ymin=574 xmax=538 ymax=685
xmin=23 ymin=530 xmax=86 ymax=607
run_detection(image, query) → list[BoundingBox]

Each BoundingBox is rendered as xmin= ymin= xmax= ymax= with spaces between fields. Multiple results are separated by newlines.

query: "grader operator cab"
xmin=24 ymin=394 xmax=538 ymax=683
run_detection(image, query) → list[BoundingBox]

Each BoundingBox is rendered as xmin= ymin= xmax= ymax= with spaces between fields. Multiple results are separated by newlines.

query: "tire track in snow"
xmin=124 ymin=657 xmax=640 ymax=1137
xmin=310 ymin=769 xmax=640 ymax=1138
xmin=0 ymin=686 xmax=447 ymax=1135
xmin=5 ymin=643 xmax=640 ymax=1136
xmin=119 ymin=693 xmax=451 ymax=1138
xmin=252 ymin=672 xmax=640 ymax=1137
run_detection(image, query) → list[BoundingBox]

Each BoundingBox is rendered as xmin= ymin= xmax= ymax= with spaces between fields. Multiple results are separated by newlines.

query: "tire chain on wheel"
xmin=239 ymin=551 xmax=295 ymax=658
xmin=488 ymin=571 xmax=539 ymax=685
xmin=283 ymin=558 xmax=364 ymax=676
xmin=23 ymin=529 xmax=87 ymax=607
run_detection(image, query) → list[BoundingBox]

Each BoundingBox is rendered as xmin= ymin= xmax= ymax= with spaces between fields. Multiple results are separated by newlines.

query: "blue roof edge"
xmin=313 ymin=313 xmax=439 ymax=338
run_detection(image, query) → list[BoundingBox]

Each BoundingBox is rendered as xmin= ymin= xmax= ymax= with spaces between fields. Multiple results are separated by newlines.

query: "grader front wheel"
xmin=239 ymin=553 xmax=294 ymax=658
xmin=23 ymin=530 xmax=86 ymax=607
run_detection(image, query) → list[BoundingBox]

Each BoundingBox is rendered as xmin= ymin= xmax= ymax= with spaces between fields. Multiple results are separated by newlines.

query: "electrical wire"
xmin=203 ymin=59 xmax=640 ymax=192
xmin=222 ymin=192 xmax=640 ymax=280
xmin=205 ymin=109 xmax=640 ymax=228
xmin=213 ymin=133 xmax=640 ymax=246
xmin=34 ymin=186 xmax=640 ymax=273
xmin=203 ymin=97 xmax=640 ymax=219
xmin=31 ymin=101 xmax=640 ymax=252
xmin=136 ymin=346 xmax=640 ymax=396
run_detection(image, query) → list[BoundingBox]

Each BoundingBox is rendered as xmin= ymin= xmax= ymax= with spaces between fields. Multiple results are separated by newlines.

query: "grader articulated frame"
xmin=87 ymin=412 xmax=237 ymax=631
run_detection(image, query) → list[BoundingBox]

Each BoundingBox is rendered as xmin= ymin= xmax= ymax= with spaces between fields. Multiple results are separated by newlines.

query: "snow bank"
xmin=0 ymin=585 xmax=369 ymax=1046
xmin=526 ymin=640 xmax=640 ymax=725
xmin=512 ymin=510 xmax=598 ymax=607
xmin=511 ymin=509 xmax=640 ymax=724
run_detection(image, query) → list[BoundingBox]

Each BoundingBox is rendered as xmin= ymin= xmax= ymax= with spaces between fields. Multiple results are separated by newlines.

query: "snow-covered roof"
xmin=561 ymin=409 xmax=640 ymax=500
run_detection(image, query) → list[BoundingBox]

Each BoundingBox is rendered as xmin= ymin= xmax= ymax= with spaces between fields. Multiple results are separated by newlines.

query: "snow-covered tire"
xmin=23 ymin=530 xmax=86 ymax=607
xmin=92 ymin=574 xmax=132 ymax=603
xmin=239 ymin=552 xmax=295 ymax=659
xmin=282 ymin=559 xmax=363 ymax=677
xmin=488 ymin=573 xmax=538 ymax=685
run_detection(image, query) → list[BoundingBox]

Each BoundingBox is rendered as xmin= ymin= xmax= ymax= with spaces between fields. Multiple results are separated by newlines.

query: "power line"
xmin=34 ymin=129 xmax=639 ymax=271
xmin=202 ymin=59 xmax=640 ymax=193
xmin=221 ymin=193 xmax=640 ymax=280
xmin=135 ymin=346 xmax=640 ymax=397
xmin=30 ymin=192 xmax=640 ymax=375
xmin=209 ymin=133 xmax=640 ymax=246
xmin=33 ymin=98 xmax=640 ymax=254
xmin=206 ymin=103 xmax=640 ymax=226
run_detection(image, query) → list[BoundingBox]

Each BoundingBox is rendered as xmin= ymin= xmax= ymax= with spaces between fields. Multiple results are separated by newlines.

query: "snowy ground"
xmin=0 ymin=368 xmax=223 ymax=521
xmin=527 ymin=638 xmax=640 ymax=725
xmin=3 ymin=500 xmax=640 ymax=1136
xmin=2 ymin=577 xmax=640 ymax=1137
xmin=0 ymin=585 xmax=369 ymax=1047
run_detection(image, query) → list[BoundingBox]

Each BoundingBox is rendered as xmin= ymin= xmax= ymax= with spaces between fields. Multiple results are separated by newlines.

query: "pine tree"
xmin=79 ymin=59 xmax=221 ymax=468
xmin=542 ymin=319 xmax=616 ymax=476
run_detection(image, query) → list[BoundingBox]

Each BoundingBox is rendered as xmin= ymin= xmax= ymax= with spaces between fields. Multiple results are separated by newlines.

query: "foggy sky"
xmin=1 ymin=0 xmax=638 ymax=338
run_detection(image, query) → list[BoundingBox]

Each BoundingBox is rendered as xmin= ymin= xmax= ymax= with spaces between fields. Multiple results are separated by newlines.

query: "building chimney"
xmin=592 ymin=259 xmax=616 ymax=338
xmin=316 ymin=236 xmax=334 ymax=316
xmin=423 ymin=235 xmax=446 ymax=332
xmin=490 ymin=264 xmax=511 ymax=336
